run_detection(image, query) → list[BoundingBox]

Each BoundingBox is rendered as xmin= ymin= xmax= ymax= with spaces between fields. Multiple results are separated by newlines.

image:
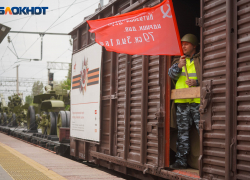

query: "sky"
xmin=0 ymin=0 xmax=109 ymax=101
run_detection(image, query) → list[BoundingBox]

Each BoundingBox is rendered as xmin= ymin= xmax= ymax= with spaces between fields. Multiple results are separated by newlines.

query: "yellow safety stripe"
xmin=0 ymin=142 xmax=67 ymax=180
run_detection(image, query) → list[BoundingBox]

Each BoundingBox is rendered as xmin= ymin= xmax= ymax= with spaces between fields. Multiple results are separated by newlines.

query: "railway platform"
xmin=0 ymin=132 xmax=126 ymax=180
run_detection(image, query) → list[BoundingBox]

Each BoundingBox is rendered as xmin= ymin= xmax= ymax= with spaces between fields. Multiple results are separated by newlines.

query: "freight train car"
xmin=68 ymin=0 xmax=249 ymax=180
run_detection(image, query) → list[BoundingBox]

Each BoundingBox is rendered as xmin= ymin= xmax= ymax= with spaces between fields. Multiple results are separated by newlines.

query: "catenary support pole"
xmin=100 ymin=0 xmax=103 ymax=7
xmin=40 ymin=34 xmax=44 ymax=60
xmin=16 ymin=65 xmax=19 ymax=94
xmin=48 ymin=69 xmax=50 ymax=85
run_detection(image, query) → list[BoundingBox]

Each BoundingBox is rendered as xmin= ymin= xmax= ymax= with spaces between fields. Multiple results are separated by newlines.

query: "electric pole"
xmin=48 ymin=69 xmax=50 ymax=85
xmin=15 ymin=65 xmax=20 ymax=94
xmin=100 ymin=0 xmax=103 ymax=7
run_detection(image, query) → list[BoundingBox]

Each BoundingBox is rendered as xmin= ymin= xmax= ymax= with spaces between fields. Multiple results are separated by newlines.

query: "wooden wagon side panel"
xmin=200 ymin=0 xmax=227 ymax=179
xmin=146 ymin=55 xmax=161 ymax=165
xmin=235 ymin=0 xmax=250 ymax=179
xmin=116 ymin=53 xmax=127 ymax=158
xmin=81 ymin=25 xmax=87 ymax=48
xmin=127 ymin=54 xmax=143 ymax=163
xmin=100 ymin=50 xmax=112 ymax=154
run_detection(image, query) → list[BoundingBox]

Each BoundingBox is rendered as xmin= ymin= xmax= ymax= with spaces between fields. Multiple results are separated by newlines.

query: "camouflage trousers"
xmin=175 ymin=103 xmax=200 ymax=166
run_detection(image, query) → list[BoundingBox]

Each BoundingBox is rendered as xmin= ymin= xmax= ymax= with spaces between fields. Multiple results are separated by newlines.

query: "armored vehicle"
xmin=27 ymin=85 xmax=70 ymax=137
xmin=0 ymin=94 xmax=8 ymax=126
xmin=7 ymin=93 xmax=28 ymax=127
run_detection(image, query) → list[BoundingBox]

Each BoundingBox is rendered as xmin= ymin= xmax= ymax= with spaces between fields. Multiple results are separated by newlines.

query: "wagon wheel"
xmin=47 ymin=112 xmax=57 ymax=135
xmin=57 ymin=111 xmax=67 ymax=137
xmin=27 ymin=106 xmax=37 ymax=131
xmin=14 ymin=113 xmax=17 ymax=126
xmin=35 ymin=114 xmax=44 ymax=133
xmin=9 ymin=113 xmax=17 ymax=127
xmin=0 ymin=113 xmax=4 ymax=126
xmin=5 ymin=114 xmax=10 ymax=125
xmin=3 ymin=113 xmax=7 ymax=126
xmin=65 ymin=111 xmax=70 ymax=128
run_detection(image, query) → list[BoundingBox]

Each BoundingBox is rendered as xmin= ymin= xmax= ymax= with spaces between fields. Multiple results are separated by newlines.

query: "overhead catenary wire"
xmin=0 ymin=35 xmax=37 ymax=74
xmin=23 ymin=35 xmax=27 ymax=51
xmin=0 ymin=47 xmax=9 ymax=71
xmin=0 ymin=64 xmax=17 ymax=76
xmin=2 ymin=0 xmax=99 ymax=60
xmin=0 ymin=0 xmax=44 ymax=74
xmin=0 ymin=62 xmax=47 ymax=68
xmin=11 ymin=16 xmax=33 ymax=43
xmin=49 ymin=1 xmax=99 ymax=30
xmin=44 ymin=0 xmax=77 ymax=32
xmin=6 ymin=14 xmax=35 ymax=59
xmin=1 ymin=0 xmax=90 ymax=24
xmin=10 ymin=41 xmax=18 ymax=57
xmin=0 ymin=76 xmax=48 ymax=81
xmin=31 ymin=48 xmax=71 ymax=78
xmin=17 ymin=0 xmax=77 ymax=59
xmin=0 ymin=48 xmax=18 ymax=74
xmin=0 ymin=48 xmax=18 ymax=73
xmin=48 ymin=0 xmax=89 ymax=12
xmin=15 ymin=0 xmax=44 ymax=58
xmin=19 ymin=37 xmax=40 ymax=58
xmin=7 ymin=47 xmax=17 ymax=58
xmin=58 ymin=0 xmax=60 ymax=17
xmin=0 ymin=44 xmax=70 ymax=76
xmin=0 ymin=0 xmax=97 ymax=77
xmin=11 ymin=0 xmax=44 ymax=42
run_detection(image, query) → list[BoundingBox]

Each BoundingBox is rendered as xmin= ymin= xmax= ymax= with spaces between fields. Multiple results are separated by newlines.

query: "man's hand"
xmin=178 ymin=55 xmax=186 ymax=69
xmin=185 ymin=79 xmax=197 ymax=87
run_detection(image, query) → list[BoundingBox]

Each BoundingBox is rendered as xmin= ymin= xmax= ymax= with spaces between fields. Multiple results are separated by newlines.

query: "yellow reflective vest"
xmin=175 ymin=57 xmax=200 ymax=104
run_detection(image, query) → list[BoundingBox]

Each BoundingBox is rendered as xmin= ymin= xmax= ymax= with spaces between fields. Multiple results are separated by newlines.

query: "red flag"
xmin=87 ymin=0 xmax=182 ymax=56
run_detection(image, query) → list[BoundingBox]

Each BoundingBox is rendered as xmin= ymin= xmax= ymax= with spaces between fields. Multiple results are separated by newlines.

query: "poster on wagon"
xmin=70 ymin=43 xmax=102 ymax=142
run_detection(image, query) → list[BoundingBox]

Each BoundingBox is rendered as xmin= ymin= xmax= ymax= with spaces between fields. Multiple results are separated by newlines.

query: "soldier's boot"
xmin=170 ymin=161 xmax=187 ymax=169
xmin=170 ymin=151 xmax=188 ymax=169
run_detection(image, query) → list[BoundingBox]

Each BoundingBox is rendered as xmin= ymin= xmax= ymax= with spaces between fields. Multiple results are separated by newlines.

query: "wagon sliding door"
xmin=199 ymin=0 xmax=228 ymax=179
xmin=199 ymin=0 xmax=235 ymax=179
xmin=115 ymin=53 xmax=166 ymax=167
xmin=234 ymin=1 xmax=250 ymax=179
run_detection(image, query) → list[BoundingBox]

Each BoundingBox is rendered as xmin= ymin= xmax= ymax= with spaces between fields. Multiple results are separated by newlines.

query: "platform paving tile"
xmin=0 ymin=165 xmax=13 ymax=180
xmin=0 ymin=133 xmax=125 ymax=180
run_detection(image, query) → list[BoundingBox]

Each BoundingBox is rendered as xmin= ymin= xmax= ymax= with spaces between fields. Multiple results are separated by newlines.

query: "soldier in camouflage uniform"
xmin=168 ymin=34 xmax=200 ymax=169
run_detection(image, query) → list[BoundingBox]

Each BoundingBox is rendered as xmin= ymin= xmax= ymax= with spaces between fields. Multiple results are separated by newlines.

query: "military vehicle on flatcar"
xmin=7 ymin=94 xmax=28 ymax=127
xmin=27 ymin=85 xmax=70 ymax=137
xmin=0 ymin=94 xmax=8 ymax=126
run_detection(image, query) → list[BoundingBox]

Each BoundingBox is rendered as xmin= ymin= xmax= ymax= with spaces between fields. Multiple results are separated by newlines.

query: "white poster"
xmin=70 ymin=43 xmax=102 ymax=142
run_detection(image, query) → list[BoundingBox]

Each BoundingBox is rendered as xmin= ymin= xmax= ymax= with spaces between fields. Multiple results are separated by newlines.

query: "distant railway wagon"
xmin=68 ymin=0 xmax=250 ymax=179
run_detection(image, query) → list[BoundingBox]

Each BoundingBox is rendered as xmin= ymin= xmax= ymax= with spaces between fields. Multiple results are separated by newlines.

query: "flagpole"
xmin=169 ymin=0 xmax=189 ymax=81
